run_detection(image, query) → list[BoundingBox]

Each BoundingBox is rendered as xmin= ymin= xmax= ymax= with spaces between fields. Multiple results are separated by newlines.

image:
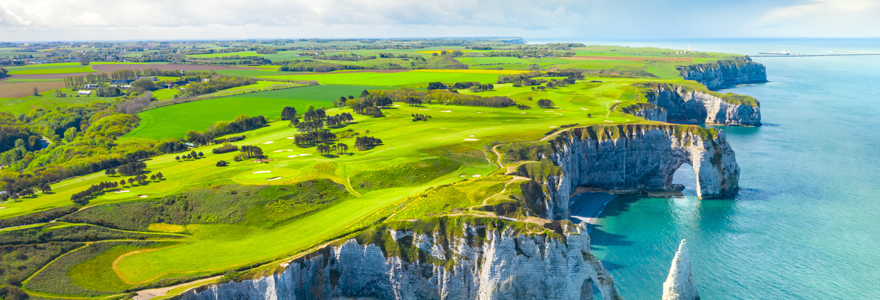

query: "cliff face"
xmin=541 ymin=125 xmax=739 ymax=220
xmin=678 ymin=57 xmax=767 ymax=90
xmin=179 ymin=220 xmax=622 ymax=300
xmin=662 ymin=240 xmax=700 ymax=300
xmin=643 ymin=84 xmax=761 ymax=126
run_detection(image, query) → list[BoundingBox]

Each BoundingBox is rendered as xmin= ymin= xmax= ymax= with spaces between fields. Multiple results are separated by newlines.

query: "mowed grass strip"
xmin=125 ymin=84 xmax=383 ymax=140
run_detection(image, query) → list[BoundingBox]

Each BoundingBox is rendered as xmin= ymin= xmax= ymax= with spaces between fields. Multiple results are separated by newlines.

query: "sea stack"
xmin=662 ymin=239 xmax=700 ymax=300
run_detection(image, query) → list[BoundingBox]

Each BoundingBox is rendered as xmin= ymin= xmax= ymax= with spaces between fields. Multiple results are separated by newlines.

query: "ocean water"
xmin=577 ymin=39 xmax=880 ymax=299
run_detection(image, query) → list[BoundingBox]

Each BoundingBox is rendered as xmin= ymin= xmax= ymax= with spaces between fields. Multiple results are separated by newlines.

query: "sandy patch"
xmin=299 ymin=153 xmax=312 ymax=156
xmin=440 ymin=110 xmax=452 ymax=113
xmin=394 ymin=105 xmax=400 ymax=107
xmin=439 ymin=127 xmax=446 ymax=129
xmin=580 ymin=107 xmax=590 ymax=110
xmin=273 ymin=149 xmax=293 ymax=153
xmin=469 ymin=135 xmax=475 ymax=137
xmin=115 ymin=190 xmax=130 ymax=193
xmin=287 ymin=155 xmax=299 ymax=158
xmin=266 ymin=177 xmax=281 ymax=181
xmin=253 ymin=171 xmax=271 ymax=174
xmin=476 ymin=112 xmax=481 ymax=114
xmin=464 ymin=138 xmax=479 ymax=141
xmin=460 ymin=175 xmax=467 ymax=177
xmin=549 ymin=126 xmax=557 ymax=128
xmin=419 ymin=109 xmax=429 ymax=111
xmin=138 ymin=195 xmax=148 ymax=198
xmin=604 ymin=120 xmax=614 ymax=123
xmin=520 ymin=112 xmax=527 ymax=114
xmin=472 ymin=175 xmax=482 ymax=178
xmin=263 ymin=141 xmax=275 ymax=144
xmin=286 ymin=137 xmax=295 ymax=139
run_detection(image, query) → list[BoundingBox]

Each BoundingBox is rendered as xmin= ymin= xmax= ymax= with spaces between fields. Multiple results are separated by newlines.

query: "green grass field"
xmin=5 ymin=63 xmax=96 ymax=75
xmin=125 ymin=85 xmax=384 ymax=140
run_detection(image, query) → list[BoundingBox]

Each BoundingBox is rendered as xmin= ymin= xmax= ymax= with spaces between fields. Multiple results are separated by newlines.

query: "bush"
xmin=211 ymin=143 xmax=238 ymax=154
xmin=216 ymin=160 xmax=229 ymax=167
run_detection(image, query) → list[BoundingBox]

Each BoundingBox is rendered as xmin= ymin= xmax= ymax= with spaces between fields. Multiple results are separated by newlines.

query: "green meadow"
xmin=126 ymin=85 xmax=384 ymax=140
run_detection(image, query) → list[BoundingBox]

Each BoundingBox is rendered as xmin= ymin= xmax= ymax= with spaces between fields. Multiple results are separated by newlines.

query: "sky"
xmin=1 ymin=0 xmax=879 ymax=41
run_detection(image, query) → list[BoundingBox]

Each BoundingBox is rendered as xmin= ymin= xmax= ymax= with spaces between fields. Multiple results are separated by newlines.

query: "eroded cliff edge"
xmin=178 ymin=217 xmax=622 ymax=300
xmin=677 ymin=56 xmax=767 ymax=90
xmin=625 ymin=83 xmax=761 ymax=126
xmin=532 ymin=125 xmax=739 ymax=220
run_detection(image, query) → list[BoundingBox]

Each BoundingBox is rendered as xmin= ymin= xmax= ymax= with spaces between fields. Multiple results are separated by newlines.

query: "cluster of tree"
xmin=155 ymin=139 xmax=189 ymax=154
xmin=255 ymin=48 xmax=277 ymax=54
xmin=469 ymin=46 xmax=493 ymax=50
xmin=278 ymin=61 xmax=365 ymax=72
xmin=115 ymin=161 xmax=147 ymax=176
xmin=115 ymin=92 xmax=153 ymax=114
xmin=175 ymin=151 xmax=204 ymax=161
xmin=234 ymin=145 xmax=265 ymax=161
xmin=517 ymin=104 xmax=532 ymax=110
xmin=195 ymin=115 xmax=267 ymax=144
xmin=179 ymin=76 xmax=257 ymax=97
xmin=537 ymin=99 xmax=555 ymax=109
xmin=211 ymin=143 xmax=239 ymax=154
xmin=0 ymin=67 xmax=8 ymax=78
xmin=216 ymin=160 xmax=229 ymax=167
xmin=410 ymin=56 xmax=468 ymax=69
xmin=294 ymin=131 xmax=337 ymax=146
xmin=367 ymin=89 xmax=516 ymax=108
xmin=317 ymin=53 xmax=377 ymax=61
xmin=412 ymin=114 xmax=431 ymax=122
xmin=316 ymin=143 xmax=348 ymax=156
xmin=63 ymin=73 xmax=111 ymax=87
xmin=70 ymin=180 xmax=120 ymax=205
xmin=0 ymin=113 xmax=41 ymax=153
xmin=497 ymin=71 xmax=544 ymax=84
xmin=354 ymin=136 xmax=383 ymax=151
xmin=377 ymin=53 xmax=413 ymax=58
xmin=93 ymin=84 xmax=122 ymax=97
xmin=481 ymin=50 xmax=575 ymax=58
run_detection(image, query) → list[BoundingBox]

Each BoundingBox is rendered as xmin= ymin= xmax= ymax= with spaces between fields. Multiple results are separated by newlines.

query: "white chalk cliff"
xmin=662 ymin=240 xmax=700 ymax=300
xmin=541 ymin=125 xmax=740 ymax=220
xmin=678 ymin=57 xmax=767 ymax=90
xmin=179 ymin=220 xmax=623 ymax=300
xmin=640 ymin=84 xmax=761 ymax=126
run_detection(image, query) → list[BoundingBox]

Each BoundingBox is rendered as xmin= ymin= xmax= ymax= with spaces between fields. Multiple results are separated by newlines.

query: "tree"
xmin=38 ymin=183 xmax=51 ymax=194
xmin=537 ymin=99 xmax=554 ymax=109
xmin=216 ymin=160 xmax=229 ymax=167
xmin=198 ymin=152 xmax=204 ymax=158
xmin=131 ymin=78 xmax=155 ymax=92
xmin=360 ymin=90 xmax=370 ymax=98
xmin=32 ymin=87 xmax=39 ymax=96
xmin=156 ymin=172 xmax=164 ymax=180
xmin=175 ymin=156 xmax=180 ymax=161
xmin=336 ymin=143 xmax=348 ymax=154
xmin=306 ymin=104 xmax=315 ymax=112
xmin=150 ymin=174 xmax=156 ymax=181
xmin=120 ymin=180 xmax=126 ymax=186
xmin=63 ymin=127 xmax=78 ymax=142
xmin=127 ymin=178 xmax=135 ymax=186
xmin=281 ymin=106 xmax=297 ymax=120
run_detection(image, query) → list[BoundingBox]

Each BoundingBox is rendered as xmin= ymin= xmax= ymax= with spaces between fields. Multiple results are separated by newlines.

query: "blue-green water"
xmin=583 ymin=39 xmax=880 ymax=299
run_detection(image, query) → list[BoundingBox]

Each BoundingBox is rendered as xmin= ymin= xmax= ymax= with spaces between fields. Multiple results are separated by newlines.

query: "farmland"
xmin=0 ymin=39 xmax=755 ymax=299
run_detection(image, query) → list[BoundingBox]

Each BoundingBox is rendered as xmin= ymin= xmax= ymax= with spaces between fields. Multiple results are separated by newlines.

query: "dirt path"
xmin=134 ymin=276 xmax=221 ymax=300
xmin=345 ymin=177 xmax=362 ymax=196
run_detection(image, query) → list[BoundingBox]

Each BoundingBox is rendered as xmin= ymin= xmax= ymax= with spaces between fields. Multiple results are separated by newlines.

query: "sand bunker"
xmin=273 ymin=149 xmax=294 ymax=153
xmin=287 ymin=155 xmax=299 ymax=158
xmin=138 ymin=195 xmax=148 ymax=198
xmin=472 ymin=175 xmax=481 ymax=178
xmin=266 ymin=177 xmax=282 ymax=181
xmin=115 ymin=190 xmax=130 ymax=193
xmin=286 ymin=137 xmax=295 ymax=139
xmin=440 ymin=110 xmax=451 ymax=113
xmin=263 ymin=141 xmax=275 ymax=144
xmin=549 ymin=126 xmax=557 ymax=128
xmin=464 ymin=138 xmax=479 ymax=141
xmin=253 ymin=171 xmax=271 ymax=174
xmin=460 ymin=175 xmax=467 ymax=177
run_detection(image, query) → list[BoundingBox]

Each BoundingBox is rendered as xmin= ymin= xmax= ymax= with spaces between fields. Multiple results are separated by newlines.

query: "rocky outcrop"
xmin=541 ymin=125 xmax=739 ymax=220
xmin=638 ymin=83 xmax=761 ymax=126
xmin=179 ymin=218 xmax=623 ymax=300
xmin=662 ymin=240 xmax=700 ymax=300
xmin=678 ymin=56 xmax=767 ymax=90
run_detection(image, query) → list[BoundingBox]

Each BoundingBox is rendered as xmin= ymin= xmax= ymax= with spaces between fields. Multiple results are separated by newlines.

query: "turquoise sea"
xmin=566 ymin=39 xmax=880 ymax=299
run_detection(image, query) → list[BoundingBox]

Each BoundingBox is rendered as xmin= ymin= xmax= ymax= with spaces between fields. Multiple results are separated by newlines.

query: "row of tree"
xmin=316 ymin=143 xmax=349 ymax=155
xmin=367 ymin=89 xmax=516 ymax=108
xmin=179 ymin=76 xmax=257 ymax=97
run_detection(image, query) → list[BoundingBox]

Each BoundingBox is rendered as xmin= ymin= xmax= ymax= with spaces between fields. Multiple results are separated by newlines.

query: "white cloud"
xmin=0 ymin=0 xmax=584 ymax=30
xmin=756 ymin=0 xmax=879 ymax=25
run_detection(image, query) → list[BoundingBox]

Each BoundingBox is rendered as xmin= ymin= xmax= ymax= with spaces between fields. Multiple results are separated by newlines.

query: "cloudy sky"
xmin=1 ymin=0 xmax=878 ymax=41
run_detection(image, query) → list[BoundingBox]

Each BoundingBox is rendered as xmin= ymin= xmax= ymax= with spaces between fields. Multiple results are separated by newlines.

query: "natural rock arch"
xmin=542 ymin=125 xmax=740 ymax=220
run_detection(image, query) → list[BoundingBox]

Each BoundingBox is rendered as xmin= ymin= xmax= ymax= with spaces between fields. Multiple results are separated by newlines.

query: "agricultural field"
xmin=0 ymin=40 xmax=755 ymax=299
xmin=126 ymin=85 xmax=385 ymax=140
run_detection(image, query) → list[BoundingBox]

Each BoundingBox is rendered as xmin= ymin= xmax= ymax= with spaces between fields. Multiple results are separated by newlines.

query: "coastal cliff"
xmin=540 ymin=125 xmax=739 ymax=220
xmin=633 ymin=83 xmax=761 ymax=126
xmin=677 ymin=56 xmax=767 ymax=90
xmin=178 ymin=217 xmax=623 ymax=300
